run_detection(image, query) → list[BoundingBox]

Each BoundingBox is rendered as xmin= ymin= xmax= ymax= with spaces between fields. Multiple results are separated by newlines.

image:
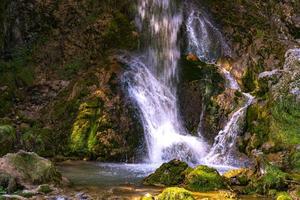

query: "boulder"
xmin=0 ymin=151 xmax=62 ymax=190
xmin=276 ymin=192 xmax=293 ymax=200
xmin=223 ymin=168 xmax=254 ymax=186
xmin=184 ymin=165 xmax=226 ymax=191
xmin=143 ymin=159 xmax=189 ymax=186
xmin=156 ymin=187 xmax=195 ymax=200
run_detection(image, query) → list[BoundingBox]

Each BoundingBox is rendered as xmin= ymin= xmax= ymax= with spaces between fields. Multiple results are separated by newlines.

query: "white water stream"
xmin=122 ymin=0 xmax=254 ymax=168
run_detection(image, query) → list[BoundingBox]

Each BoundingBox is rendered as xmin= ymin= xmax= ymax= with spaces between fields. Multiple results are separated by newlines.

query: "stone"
xmin=186 ymin=53 xmax=200 ymax=62
xmin=143 ymin=159 xmax=189 ymax=186
xmin=0 ymin=151 xmax=62 ymax=188
xmin=223 ymin=168 xmax=254 ymax=186
xmin=184 ymin=165 xmax=226 ymax=192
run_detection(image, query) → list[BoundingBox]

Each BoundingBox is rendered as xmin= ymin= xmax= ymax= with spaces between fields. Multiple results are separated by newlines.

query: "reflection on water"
xmin=57 ymin=161 xmax=160 ymax=186
xmin=57 ymin=161 xmax=271 ymax=200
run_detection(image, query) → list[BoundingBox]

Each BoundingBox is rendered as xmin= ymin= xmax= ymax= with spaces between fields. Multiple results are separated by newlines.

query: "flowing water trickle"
xmin=122 ymin=0 xmax=208 ymax=164
xmin=204 ymin=91 xmax=254 ymax=166
xmin=185 ymin=3 xmax=231 ymax=62
xmin=185 ymin=4 xmax=254 ymax=167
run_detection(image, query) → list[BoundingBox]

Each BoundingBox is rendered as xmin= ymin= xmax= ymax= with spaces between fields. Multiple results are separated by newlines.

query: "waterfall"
xmin=185 ymin=3 xmax=231 ymax=62
xmin=184 ymin=3 xmax=254 ymax=167
xmin=121 ymin=0 xmax=253 ymax=168
xmin=122 ymin=0 xmax=208 ymax=164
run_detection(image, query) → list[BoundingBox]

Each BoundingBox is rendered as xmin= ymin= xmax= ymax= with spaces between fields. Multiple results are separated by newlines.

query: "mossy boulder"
xmin=276 ymin=192 xmax=293 ymax=200
xmin=143 ymin=159 xmax=189 ymax=186
xmin=0 ymin=151 xmax=62 ymax=187
xmin=184 ymin=165 xmax=226 ymax=192
xmin=0 ymin=125 xmax=15 ymax=156
xmin=223 ymin=168 xmax=254 ymax=186
xmin=156 ymin=187 xmax=195 ymax=200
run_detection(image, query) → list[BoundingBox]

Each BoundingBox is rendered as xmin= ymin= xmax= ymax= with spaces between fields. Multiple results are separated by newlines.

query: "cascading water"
xmin=122 ymin=0 xmax=208 ymax=164
xmin=184 ymin=3 xmax=254 ymax=167
xmin=185 ymin=3 xmax=231 ymax=63
xmin=122 ymin=0 xmax=253 ymax=168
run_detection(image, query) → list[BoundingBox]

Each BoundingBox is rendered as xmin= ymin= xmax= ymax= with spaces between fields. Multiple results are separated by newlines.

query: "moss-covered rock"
xmin=223 ymin=168 xmax=254 ymax=186
xmin=156 ymin=187 xmax=195 ymax=200
xmin=0 ymin=125 xmax=15 ymax=156
xmin=143 ymin=160 xmax=189 ymax=186
xmin=184 ymin=165 xmax=226 ymax=192
xmin=276 ymin=192 xmax=293 ymax=200
xmin=0 ymin=151 xmax=62 ymax=186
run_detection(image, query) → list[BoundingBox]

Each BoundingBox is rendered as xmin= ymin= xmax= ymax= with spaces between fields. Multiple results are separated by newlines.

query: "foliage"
xmin=0 ymin=125 xmax=16 ymax=156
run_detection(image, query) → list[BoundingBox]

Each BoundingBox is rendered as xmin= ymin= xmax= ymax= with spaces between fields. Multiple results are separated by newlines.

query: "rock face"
xmin=0 ymin=151 xmax=62 ymax=189
xmin=0 ymin=0 xmax=143 ymax=161
xmin=178 ymin=57 xmax=226 ymax=142
xmin=143 ymin=159 xmax=189 ymax=186
xmin=184 ymin=165 xmax=226 ymax=192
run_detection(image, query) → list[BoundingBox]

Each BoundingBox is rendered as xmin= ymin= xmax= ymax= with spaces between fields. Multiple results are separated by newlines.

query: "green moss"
xmin=244 ymin=103 xmax=270 ymax=152
xmin=0 ymin=125 xmax=16 ymax=156
xmin=70 ymin=99 xmax=103 ymax=157
xmin=143 ymin=159 xmax=189 ymax=186
xmin=270 ymin=97 xmax=300 ymax=146
xmin=223 ymin=168 xmax=252 ymax=186
xmin=254 ymin=165 xmax=289 ymax=194
xmin=37 ymin=184 xmax=52 ymax=194
xmin=290 ymin=150 xmax=300 ymax=172
xmin=156 ymin=187 xmax=195 ymax=200
xmin=102 ymin=12 xmax=137 ymax=51
xmin=276 ymin=192 xmax=292 ymax=200
xmin=60 ymin=58 xmax=86 ymax=79
xmin=242 ymin=66 xmax=259 ymax=93
xmin=184 ymin=165 xmax=226 ymax=192
xmin=20 ymin=127 xmax=55 ymax=157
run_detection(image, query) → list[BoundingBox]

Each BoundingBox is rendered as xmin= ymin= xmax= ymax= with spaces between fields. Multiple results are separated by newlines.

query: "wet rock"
xmin=223 ymin=168 xmax=254 ymax=186
xmin=143 ymin=159 xmax=189 ymax=186
xmin=156 ymin=187 xmax=195 ymax=200
xmin=186 ymin=53 xmax=200 ymax=62
xmin=75 ymin=192 xmax=92 ymax=200
xmin=184 ymin=165 xmax=226 ymax=192
xmin=0 ymin=151 xmax=62 ymax=188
